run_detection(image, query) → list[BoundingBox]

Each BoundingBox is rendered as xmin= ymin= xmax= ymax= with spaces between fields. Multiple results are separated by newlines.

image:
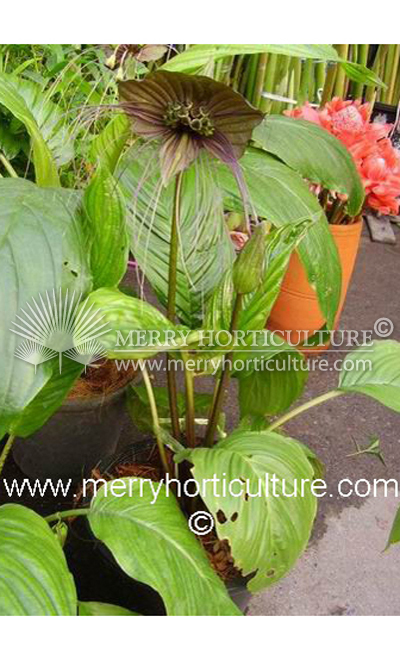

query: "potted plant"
xmin=263 ymin=98 xmax=400 ymax=346
xmin=0 ymin=45 xmax=380 ymax=476
xmin=1 ymin=334 xmax=399 ymax=616
xmin=1 ymin=46 xmax=395 ymax=615
xmin=0 ymin=69 xmax=138 ymax=478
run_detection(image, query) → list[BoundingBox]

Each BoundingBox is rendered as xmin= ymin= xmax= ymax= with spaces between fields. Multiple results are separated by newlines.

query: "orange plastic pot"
xmin=267 ymin=218 xmax=363 ymax=351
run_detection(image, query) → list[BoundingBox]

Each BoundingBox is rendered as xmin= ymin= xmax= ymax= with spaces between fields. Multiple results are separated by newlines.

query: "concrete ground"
xmin=248 ymin=223 xmax=400 ymax=615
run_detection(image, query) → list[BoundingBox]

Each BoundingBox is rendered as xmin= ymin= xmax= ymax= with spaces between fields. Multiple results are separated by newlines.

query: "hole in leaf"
xmin=266 ymin=569 xmax=275 ymax=578
xmin=216 ymin=510 xmax=227 ymax=524
xmin=70 ymin=269 xmax=78 ymax=277
xmin=230 ymin=512 xmax=238 ymax=522
xmin=244 ymin=492 xmax=249 ymax=502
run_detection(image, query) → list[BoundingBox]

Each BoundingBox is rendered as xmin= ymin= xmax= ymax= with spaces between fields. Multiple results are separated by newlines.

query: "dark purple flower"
xmin=106 ymin=44 xmax=169 ymax=70
xmin=118 ymin=71 xmax=264 ymax=184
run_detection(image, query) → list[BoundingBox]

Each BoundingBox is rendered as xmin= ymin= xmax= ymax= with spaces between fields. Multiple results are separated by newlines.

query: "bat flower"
xmin=118 ymin=71 xmax=264 ymax=184
xmin=106 ymin=44 xmax=169 ymax=70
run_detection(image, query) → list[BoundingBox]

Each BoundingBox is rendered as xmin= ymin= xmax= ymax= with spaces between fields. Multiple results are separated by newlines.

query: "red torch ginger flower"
xmin=118 ymin=70 xmax=264 ymax=184
xmin=286 ymin=97 xmax=400 ymax=216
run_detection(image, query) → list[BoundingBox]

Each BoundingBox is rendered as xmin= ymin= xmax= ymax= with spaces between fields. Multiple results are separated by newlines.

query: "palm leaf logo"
xmin=64 ymin=339 xmax=108 ymax=372
xmin=14 ymin=340 xmax=57 ymax=373
xmin=11 ymin=289 xmax=110 ymax=373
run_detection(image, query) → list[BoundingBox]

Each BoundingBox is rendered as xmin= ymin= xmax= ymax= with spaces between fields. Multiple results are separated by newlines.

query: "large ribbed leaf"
xmin=253 ymin=116 xmax=365 ymax=218
xmin=181 ymin=431 xmax=317 ymax=592
xmin=0 ymin=179 xmax=91 ymax=438
xmin=0 ymin=504 xmax=77 ymax=615
xmin=339 ymin=341 xmax=400 ymax=412
xmin=88 ymin=478 xmax=241 ymax=616
xmin=90 ymin=114 xmax=131 ymax=173
xmin=162 ymin=45 xmax=339 ymax=73
xmin=83 ymin=166 xmax=129 ymax=289
xmin=0 ymin=73 xmax=74 ymax=185
xmin=79 ymin=287 xmax=175 ymax=359
xmin=217 ymin=149 xmax=341 ymax=329
xmin=117 ymin=144 xmax=234 ymax=327
xmin=236 ymin=332 xmax=308 ymax=416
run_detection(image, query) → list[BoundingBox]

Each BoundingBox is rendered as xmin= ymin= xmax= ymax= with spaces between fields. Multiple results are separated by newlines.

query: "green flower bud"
xmin=53 ymin=521 xmax=68 ymax=548
xmin=232 ymin=222 xmax=270 ymax=294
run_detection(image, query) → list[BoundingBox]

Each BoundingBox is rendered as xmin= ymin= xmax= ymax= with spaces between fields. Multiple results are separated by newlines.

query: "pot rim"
xmin=61 ymin=373 xmax=140 ymax=412
xmin=329 ymin=215 xmax=363 ymax=234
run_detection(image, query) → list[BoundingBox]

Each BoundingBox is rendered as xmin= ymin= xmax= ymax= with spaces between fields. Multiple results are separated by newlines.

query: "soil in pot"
xmin=268 ymin=218 xmax=363 ymax=353
xmin=12 ymin=360 xmax=139 ymax=481
xmin=69 ymin=440 xmax=251 ymax=615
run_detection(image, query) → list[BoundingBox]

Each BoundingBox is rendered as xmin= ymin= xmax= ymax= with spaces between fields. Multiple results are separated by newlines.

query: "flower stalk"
xmin=166 ymin=171 xmax=183 ymax=440
xmin=0 ymin=435 xmax=15 ymax=479
xmin=204 ymin=293 xmax=243 ymax=447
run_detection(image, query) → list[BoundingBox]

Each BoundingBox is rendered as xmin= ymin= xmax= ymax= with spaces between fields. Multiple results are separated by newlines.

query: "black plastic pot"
xmin=13 ymin=384 xmax=133 ymax=481
xmin=69 ymin=441 xmax=252 ymax=615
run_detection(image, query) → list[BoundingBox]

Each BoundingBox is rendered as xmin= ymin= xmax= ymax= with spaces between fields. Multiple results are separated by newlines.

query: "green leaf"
xmin=0 ymin=179 xmax=91 ymax=438
xmin=339 ymin=341 xmax=400 ymax=412
xmin=88 ymin=478 xmax=241 ymax=616
xmin=90 ymin=114 xmax=131 ymax=174
xmin=10 ymin=360 xmax=83 ymax=437
xmin=236 ymin=332 xmax=308 ymax=416
xmin=0 ymin=504 xmax=77 ymax=615
xmin=117 ymin=144 xmax=235 ymax=327
xmin=253 ymin=116 xmax=365 ymax=218
xmin=0 ymin=73 xmax=74 ymax=185
xmin=78 ymin=601 xmax=140 ymax=616
xmin=83 ymin=167 xmax=129 ymax=289
xmin=217 ymin=148 xmax=342 ymax=329
xmin=386 ymin=506 xmax=400 ymax=551
xmin=184 ymin=430 xmax=318 ymax=592
xmin=340 ymin=61 xmax=386 ymax=89
xmin=163 ymin=45 xmax=340 ymax=73
xmin=80 ymin=287 xmax=175 ymax=360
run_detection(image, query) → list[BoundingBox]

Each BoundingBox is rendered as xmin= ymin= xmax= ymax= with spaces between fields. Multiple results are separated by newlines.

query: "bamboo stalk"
xmin=292 ymin=57 xmax=302 ymax=105
xmin=232 ymin=54 xmax=245 ymax=91
xmin=239 ymin=55 xmax=251 ymax=95
xmin=365 ymin=45 xmax=388 ymax=105
xmin=253 ymin=53 xmax=269 ymax=108
xmin=245 ymin=54 xmax=259 ymax=104
xmin=287 ymin=62 xmax=296 ymax=110
xmin=321 ymin=59 xmax=338 ymax=106
xmin=386 ymin=44 xmax=400 ymax=105
xmin=298 ymin=57 xmax=313 ymax=104
xmin=333 ymin=44 xmax=349 ymax=98
xmin=269 ymin=55 xmax=287 ymax=113
xmin=315 ymin=61 xmax=326 ymax=103
xmin=260 ymin=52 xmax=278 ymax=113
xmin=353 ymin=44 xmax=369 ymax=100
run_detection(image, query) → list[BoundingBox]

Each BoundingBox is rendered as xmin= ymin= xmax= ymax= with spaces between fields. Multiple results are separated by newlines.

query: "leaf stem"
xmin=204 ymin=293 xmax=243 ymax=447
xmin=166 ymin=171 xmax=183 ymax=440
xmin=183 ymin=353 xmax=196 ymax=447
xmin=140 ymin=363 xmax=170 ymax=475
xmin=0 ymin=153 xmax=18 ymax=178
xmin=267 ymin=390 xmax=344 ymax=432
xmin=44 ymin=508 xmax=91 ymax=524
xmin=0 ymin=435 xmax=15 ymax=478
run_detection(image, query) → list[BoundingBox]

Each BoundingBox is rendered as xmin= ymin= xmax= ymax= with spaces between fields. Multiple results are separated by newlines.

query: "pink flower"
xmin=286 ymin=97 xmax=400 ymax=216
